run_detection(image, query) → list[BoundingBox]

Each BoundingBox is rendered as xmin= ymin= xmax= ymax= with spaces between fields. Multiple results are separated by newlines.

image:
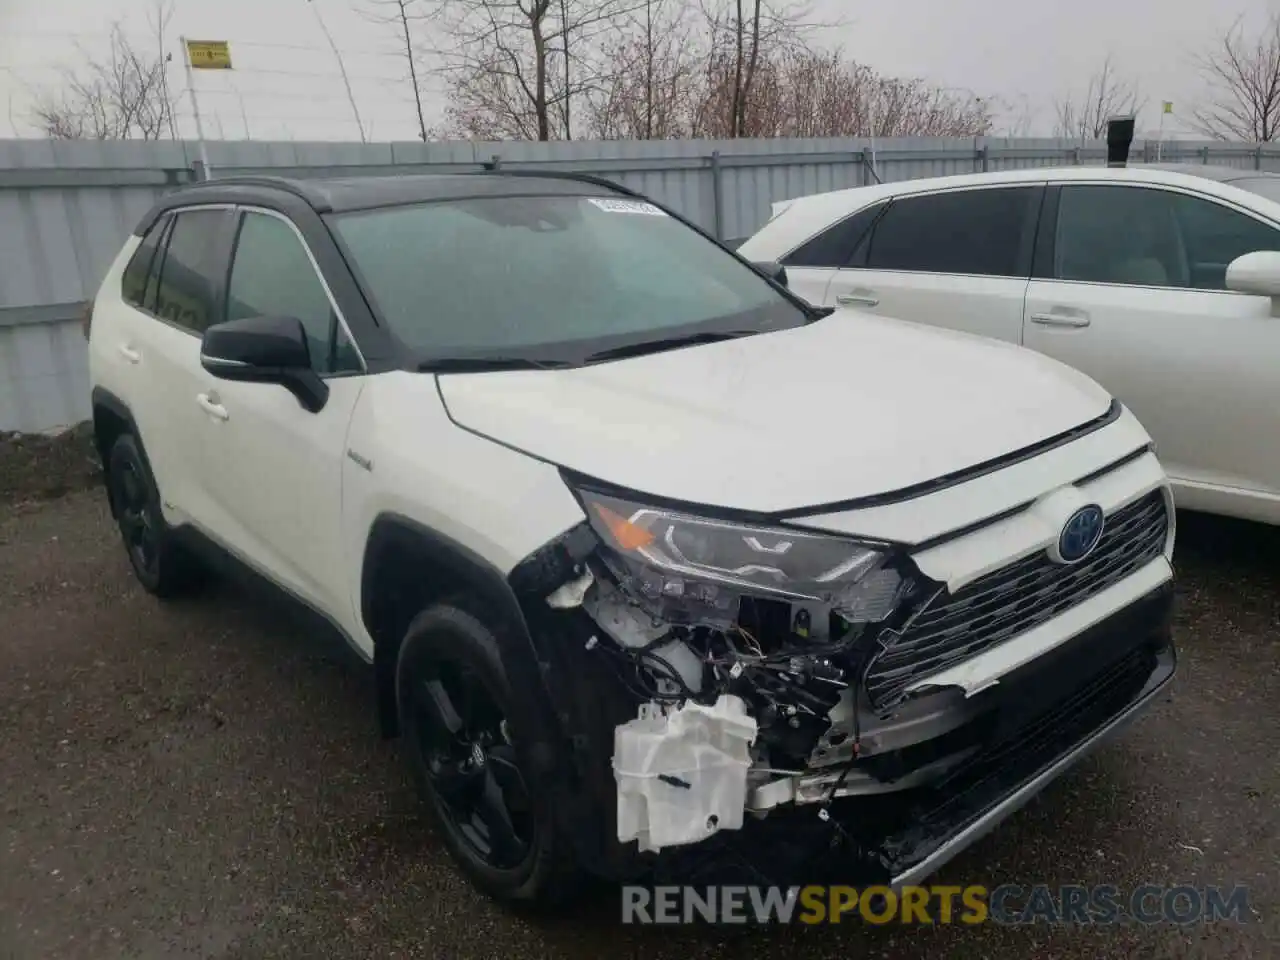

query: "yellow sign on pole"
xmin=1163 ymin=101 xmax=1174 ymax=114
xmin=185 ymin=40 xmax=232 ymax=70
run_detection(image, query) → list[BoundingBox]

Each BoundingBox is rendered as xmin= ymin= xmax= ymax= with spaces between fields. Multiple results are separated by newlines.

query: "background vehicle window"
xmin=781 ymin=201 xmax=885 ymax=268
xmin=865 ymin=187 xmax=1037 ymax=277
xmin=1055 ymin=186 xmax=1280 ymax=290
xmin=331 ymin=194 xmax=801 ymax=359
xmin=1168 ymin=192 xmax=1280 ymax=290
xmin=121 ymin=215 xmax=169 ymax=310
xmin=153 ymin=209 xmax=224 ymax=335
xmin=225 ymin=212 xmax=359 ymax=374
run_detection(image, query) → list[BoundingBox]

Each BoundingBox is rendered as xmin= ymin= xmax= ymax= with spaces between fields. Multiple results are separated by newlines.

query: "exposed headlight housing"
xmin=574 ymin=488 xmax=906 ymax=628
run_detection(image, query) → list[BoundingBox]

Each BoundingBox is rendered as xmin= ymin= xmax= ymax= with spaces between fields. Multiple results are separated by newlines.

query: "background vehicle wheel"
xmin=396 ymin=604 xmax=580 ymax=907
xmin=106 ymin=434 xmax=203 ymax=598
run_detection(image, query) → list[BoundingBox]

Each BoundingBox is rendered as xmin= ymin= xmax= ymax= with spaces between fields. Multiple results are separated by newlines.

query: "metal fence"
xmin=3 ymin=134 xmax=1279 ymax=433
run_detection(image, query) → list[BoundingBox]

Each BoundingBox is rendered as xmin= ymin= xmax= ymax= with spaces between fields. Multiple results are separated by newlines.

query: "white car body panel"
xmin=436 ymin=312 xmax=1112 ymax=514
xmin=740 ymin=163 xmax=1280 ymax=525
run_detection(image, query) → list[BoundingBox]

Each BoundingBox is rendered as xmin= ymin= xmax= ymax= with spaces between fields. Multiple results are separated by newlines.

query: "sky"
xmin=0 ymin=0 xmax=1276 ymax=142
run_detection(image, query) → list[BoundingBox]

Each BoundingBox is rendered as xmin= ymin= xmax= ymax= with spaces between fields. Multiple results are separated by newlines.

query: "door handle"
xmin=1030 ymin=311 xmax=1090 ymax=328
xmin=118 ymin=344 xmax=141 ymax=364
xmin=836 ymin=293 xmax=880 ymax=307
xmin=196 ymin=393 xmax=229 ymax=421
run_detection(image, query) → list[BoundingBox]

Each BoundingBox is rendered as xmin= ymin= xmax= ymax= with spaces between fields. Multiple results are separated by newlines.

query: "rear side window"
xmin=153 ymin=209 xmax=225 ymax=335
xmin=866 ymin=187 xmax=1039 ymax=277
xmin=120 ymin=216 xmax=169 ymax=310
xmin=781 ymin=201 xmax=886 ymax=268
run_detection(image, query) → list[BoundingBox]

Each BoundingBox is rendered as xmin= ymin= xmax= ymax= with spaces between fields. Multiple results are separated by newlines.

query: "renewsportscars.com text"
xmin=621 ymin=884 xmax=1252 ymax=925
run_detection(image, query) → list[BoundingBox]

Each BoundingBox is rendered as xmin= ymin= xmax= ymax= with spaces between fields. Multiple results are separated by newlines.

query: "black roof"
xmin=136 ymin=169 xmax=635 ymax=233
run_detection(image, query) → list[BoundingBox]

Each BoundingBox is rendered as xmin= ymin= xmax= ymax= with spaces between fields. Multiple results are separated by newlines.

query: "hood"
xmin=436 ymin=314 xmax=1114 ymax=514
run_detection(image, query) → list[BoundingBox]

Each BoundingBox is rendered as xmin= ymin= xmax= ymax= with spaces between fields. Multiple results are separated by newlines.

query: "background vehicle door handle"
xmin=1030 ymin=311 xmax=1091 ymax=328
xmin=118 ymin=344 xmax=141 ymax=364
xmin=836 ymin=293 xmax=880 ymax=307
xmin=196 ymin=393 xmax=229 ymax=421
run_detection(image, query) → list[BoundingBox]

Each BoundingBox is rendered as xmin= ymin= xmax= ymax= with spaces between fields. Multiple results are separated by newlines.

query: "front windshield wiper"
xmin=582 ymin=329 xmax=761 ymax=364
xmin=418 ymin=356 xmax=577 ymax=373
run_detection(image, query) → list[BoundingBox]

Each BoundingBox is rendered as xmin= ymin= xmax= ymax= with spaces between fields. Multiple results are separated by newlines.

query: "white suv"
xmin=86 ymin=172 xmax=1177 ymax=906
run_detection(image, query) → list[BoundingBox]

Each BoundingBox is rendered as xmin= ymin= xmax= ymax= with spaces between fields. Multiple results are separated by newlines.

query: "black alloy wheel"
xmin=405 ymin=657 xmax=535 ymax=870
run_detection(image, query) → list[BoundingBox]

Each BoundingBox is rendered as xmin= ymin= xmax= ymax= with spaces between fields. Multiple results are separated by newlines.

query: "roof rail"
xmin=468 ymin=167 xmax=641 ymax=198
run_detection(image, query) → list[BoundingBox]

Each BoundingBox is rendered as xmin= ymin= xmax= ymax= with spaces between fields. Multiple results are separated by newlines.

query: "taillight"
xmin=80 ymin=301 xmax=94 ymax=340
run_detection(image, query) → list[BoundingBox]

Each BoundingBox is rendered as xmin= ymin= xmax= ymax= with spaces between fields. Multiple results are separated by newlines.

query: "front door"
xmin=1022 ymin=182 xmax=1280 ymax=521
xmin=194 ymin=208 xmax=367 ymax=618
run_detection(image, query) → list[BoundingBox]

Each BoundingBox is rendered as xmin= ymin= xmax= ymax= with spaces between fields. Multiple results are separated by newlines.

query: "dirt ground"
xmin=0 ymin=468 xmax=1276 ymax=958
xmin=0 ymin=423 xmax=101 ymax=507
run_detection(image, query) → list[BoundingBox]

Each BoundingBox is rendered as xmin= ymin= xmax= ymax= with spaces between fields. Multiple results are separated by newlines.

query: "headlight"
xmin=575 ymin=488 xmax=905 ymax=625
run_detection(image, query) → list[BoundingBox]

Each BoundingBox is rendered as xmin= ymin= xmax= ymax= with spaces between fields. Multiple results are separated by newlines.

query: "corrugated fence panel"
xmin=4 ymin=134 xmax=1280 ymax=432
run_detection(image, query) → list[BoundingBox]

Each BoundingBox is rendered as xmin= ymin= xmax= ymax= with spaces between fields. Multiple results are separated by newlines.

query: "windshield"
xmin=329 ymin=194 xmax=806 ymax=363
xmin=1228 ymin=177 xmax=1280 ymax=204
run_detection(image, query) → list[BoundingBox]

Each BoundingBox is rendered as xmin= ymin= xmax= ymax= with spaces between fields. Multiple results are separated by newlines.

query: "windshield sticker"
xmin=587 ymin=198 xmax=668 ymax=216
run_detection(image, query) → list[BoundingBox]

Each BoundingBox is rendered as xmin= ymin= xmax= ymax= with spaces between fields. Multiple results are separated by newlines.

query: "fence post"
xmin=975 ymin=137 xmax=989 ymax=173
xmin=1201 ymin=146 xmax=1210 ymax=165
xmin=1072 ymin=146 xmax=1081 ymax=166
xmin=1256 ymin=144 xmax=1264 ymax=170
xmin=191 ymin=159 xmax=208 ymax=182
xmin=709 ymin=150 xmax=724 ymax=240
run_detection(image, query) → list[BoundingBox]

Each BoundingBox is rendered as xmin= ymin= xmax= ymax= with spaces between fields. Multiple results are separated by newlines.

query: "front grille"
xmin=863 ymin=489 xmax=1169 ymax=710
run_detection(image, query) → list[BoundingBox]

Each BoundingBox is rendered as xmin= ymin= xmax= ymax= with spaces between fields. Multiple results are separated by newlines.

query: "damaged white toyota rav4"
xmin=86 ymin=171 xmax=1176 ymax=906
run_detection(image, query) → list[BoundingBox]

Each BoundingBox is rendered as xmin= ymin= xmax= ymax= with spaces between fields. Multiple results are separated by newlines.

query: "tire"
xmin=396 ymin=603 xmax=581 ymax=908
xmin=106 ymin=433 xmax=203 ymax=598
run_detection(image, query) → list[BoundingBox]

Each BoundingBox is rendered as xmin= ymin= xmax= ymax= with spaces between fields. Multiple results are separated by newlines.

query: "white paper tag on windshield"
xmin=587 ymin=198 xmax=667 ymax=216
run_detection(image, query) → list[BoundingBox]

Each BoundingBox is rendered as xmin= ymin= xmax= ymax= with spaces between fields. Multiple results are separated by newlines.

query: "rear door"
xmin=107 ymin=206 xmax=234 ymax=528
xmin=1022 ymin=181 xmax=1280 ymax=516
xmin=776 ymin=200 xmax=888 ymax=306
xmin=823 ymin=184 xmax=1045 ymax=343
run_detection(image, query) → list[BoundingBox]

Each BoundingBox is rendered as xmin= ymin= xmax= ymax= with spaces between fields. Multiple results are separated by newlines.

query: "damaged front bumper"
xmin=507 ymin=504 xmax=1176 ymax=887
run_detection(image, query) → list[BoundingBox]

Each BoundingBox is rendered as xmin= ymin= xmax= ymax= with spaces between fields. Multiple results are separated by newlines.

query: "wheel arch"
xmin=91 ymin=387 xmax=149 ymax=517
xmin=359 ymin=513 xmax=546 ymax=742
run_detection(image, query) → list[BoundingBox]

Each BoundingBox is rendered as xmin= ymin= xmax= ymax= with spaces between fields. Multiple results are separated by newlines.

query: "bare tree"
xmin=31 ymin=14 xmax=177 ymax=140
xmin=1190 ymin=13 xmax=1280 ymax=142
xmin=362 ymin=0 xmax=434 ymax=140
xmin=433 ymin=0 xmax=647 ymax=141
xmin=1054 ymin=55 xmax=1144 ymax=140
xmin=585 ymin=0 xmax=702 ymax=138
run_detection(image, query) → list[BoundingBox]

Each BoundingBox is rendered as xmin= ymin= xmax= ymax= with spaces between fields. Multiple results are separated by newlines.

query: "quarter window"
xmin=226 ymin=211 xmax=360 ymax=374
xmin=153 ymin=209 xmax=225 ymax=334
xmin=781 ymin=201 xmax=886 ymax=268
xmin=865 ymin=187 xmax=1039 ymax=277
xmin=1055 ymin=185 xmax=1280 ymax=290
xmin=121 ymin=215 xmax=169 ymax=310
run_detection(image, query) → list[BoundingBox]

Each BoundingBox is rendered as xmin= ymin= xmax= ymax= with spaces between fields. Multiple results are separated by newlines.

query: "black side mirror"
xmin=752 ymin=260 xmax=788 ymax=288
xmin=200 ymin=315 xmax=329 ymax=413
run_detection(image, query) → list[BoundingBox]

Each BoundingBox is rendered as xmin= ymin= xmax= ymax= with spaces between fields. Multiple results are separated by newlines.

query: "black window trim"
xmin=127 ymin=203 xmax=236 ymax=338
xmin=777 ymin=198 xmax=889 ymax=268
xmin=1036 ymin=179 xmax=1280 ymax=293
xmin=227 ymin=204 xmax=369 ymax=377
xmin=858 ymin=182 xmax=1047 ymax=280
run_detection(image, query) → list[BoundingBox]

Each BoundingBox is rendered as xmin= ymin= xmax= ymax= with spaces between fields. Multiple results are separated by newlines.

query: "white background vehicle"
xmin=739 ymin=162 xmax=1280 ymax=526
xmin=85 ymin=172 xmax=1176 ymax=907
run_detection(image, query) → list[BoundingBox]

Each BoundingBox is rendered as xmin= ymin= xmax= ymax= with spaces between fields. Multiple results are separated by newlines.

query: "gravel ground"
xmin=0 ymin=489 xmax=1276 ymax=959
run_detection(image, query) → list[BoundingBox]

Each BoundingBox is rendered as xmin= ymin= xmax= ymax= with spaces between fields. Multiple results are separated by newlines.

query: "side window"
xmin=781 ymin=201 xmax=885 ymax=268
xmin=1167 ymin=192 xmax=1280 ymax=290
xmin=226 ymin=212 xmax=359 ymax=374
xmin=865 ymin=187 xmax=1039 ymax=277
xmin=1055 ymin=186 xmax=1188 ymax=287
xmin=153 ymin=209 xmax=225 ymax=334
xmin=120 ymin=215 xmax=169 ymax=310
